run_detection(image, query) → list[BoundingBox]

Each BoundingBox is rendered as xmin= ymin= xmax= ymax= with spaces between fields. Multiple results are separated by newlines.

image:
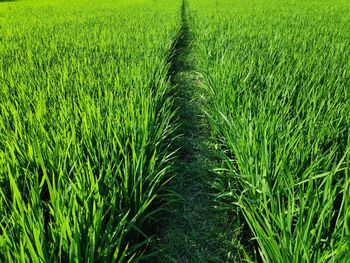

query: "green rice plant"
xmin=0 ymin=0 xmax=181 ymax=261
xmin=190 ymin=0 xmax=350 ymax=261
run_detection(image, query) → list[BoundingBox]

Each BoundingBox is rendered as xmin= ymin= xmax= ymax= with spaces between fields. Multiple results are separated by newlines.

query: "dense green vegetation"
xmin=0 ymin=0 xmax=180 ymax=261
xmin=191 ymin=0 xmax=350 ymax=261
xmin=1 ymin=0 xmax=349 ymax=261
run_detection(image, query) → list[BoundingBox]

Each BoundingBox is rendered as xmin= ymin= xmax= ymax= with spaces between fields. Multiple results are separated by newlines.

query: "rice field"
xmin=191 ymin=0 xmax=350 ymax=261
xmin=0 ymin=0 xmax=349 ymax=262
xmin=0 ymin=0 xmax=180 ymax=261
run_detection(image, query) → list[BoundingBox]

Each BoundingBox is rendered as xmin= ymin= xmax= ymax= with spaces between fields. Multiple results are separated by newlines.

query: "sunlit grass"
xmin=0 ymin=0 xmax=181 ymax=261
xmin=191 ymin=0 xmax=350 ymax=261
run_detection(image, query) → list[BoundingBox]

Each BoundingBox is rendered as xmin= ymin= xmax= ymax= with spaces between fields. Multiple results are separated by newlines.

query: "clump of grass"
xmin=0 ymin=0 xmax=181 ymax=261
xmin=191 ymin=0 xmax=350 ymax=261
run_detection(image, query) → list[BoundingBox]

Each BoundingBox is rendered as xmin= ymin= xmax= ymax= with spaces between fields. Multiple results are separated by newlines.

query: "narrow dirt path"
xmin=153 ymin=1 xmax=238 ymax=262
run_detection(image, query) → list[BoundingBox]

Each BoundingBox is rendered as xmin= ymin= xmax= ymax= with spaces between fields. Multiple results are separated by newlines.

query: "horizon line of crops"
xmin=191 ymin=0 xmax=350 ymax=261
xmin=0 ymin=0 xmax=181 ymax=261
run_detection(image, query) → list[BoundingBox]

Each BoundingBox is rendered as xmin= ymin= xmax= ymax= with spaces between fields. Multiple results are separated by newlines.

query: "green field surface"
xmin=191 ymin=0 xmax=350 ymax=261
xmin=0 ymin=0 xmax=349 ymax=262
xmin=0 ymin=0 xmax=180 ymax=261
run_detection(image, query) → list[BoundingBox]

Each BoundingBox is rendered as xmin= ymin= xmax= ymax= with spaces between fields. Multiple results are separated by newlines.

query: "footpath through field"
xmin=152 ymin=1 xmax=237 ymax=262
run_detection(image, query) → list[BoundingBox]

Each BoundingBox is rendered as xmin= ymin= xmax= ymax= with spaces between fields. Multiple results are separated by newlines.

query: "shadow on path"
xmin=153 ymin=1 xmax=237 ymax=262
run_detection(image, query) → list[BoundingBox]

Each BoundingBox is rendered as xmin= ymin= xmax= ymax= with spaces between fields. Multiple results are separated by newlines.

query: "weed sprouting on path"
xmin=153 ymin=1 xmax=240 ymax=262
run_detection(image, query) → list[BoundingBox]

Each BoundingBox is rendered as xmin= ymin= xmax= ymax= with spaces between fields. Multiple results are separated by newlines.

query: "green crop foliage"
xmin=1 ymin=0 xmax=350 ymax=261
xmin=190 ymin=0 xmax=350 ymax=261
xmin=0 ymin=0 xmax=181 ymax=261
